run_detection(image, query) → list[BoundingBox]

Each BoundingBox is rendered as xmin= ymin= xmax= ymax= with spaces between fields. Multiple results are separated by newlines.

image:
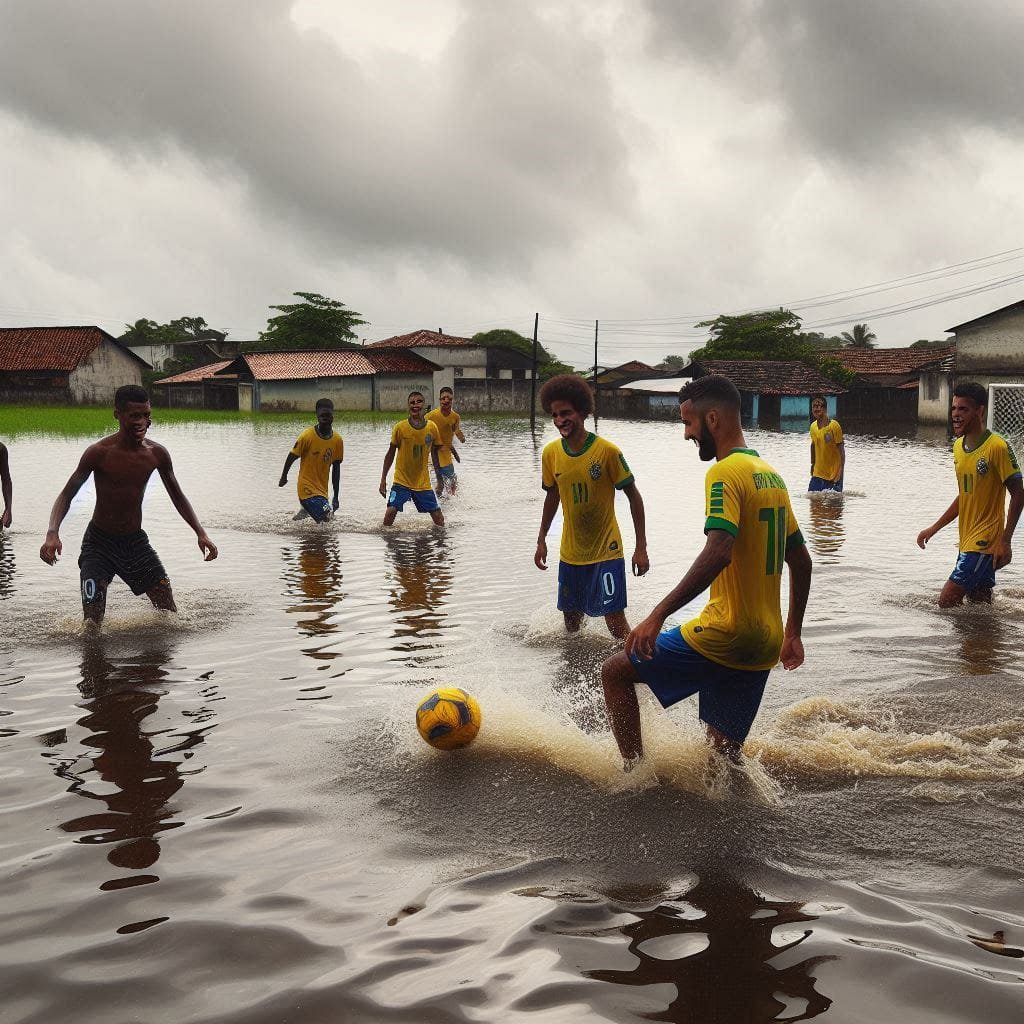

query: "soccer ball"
xmin=415 ymin=687 xmax=482 ymax=750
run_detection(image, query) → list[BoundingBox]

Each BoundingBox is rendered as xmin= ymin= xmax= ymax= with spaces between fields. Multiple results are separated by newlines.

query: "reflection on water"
xmin=54 ymin=640 xmax=214 ymax=877
xmin=383 ymin=532 xmax=452 ymax=644
xmin=0 ymin=532 xmax=13 ymax=601
xmin=282 ymin=533 xmax=346 ymax=640
xmin=583 ymin=875 xmax=835 ymax=1023
xmin=805 ymin=494 xmax=845 ymax=559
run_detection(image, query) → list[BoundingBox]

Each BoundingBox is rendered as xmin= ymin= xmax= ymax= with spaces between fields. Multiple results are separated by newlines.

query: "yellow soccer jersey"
xmin=682 ymin=449 xmax=805 ymax=671
xmin=291 ymin=427 xmax=343 ymax=500
xmin=426 ymin=408 xmax=462 ymax=468
xmin=391 ymin=419 xmax=435 ymax=491
xmin=541 ymin=433 xmax=634 ymax=565
xmin=810 ymin=418 xmax=844 ymax=481
xmin=954 ymin=431 xmax=1022 ymax=553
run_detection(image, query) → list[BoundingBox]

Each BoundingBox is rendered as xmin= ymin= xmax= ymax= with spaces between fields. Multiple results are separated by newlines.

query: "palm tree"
xmin=841 ymin=323 xmax=877 ymax=349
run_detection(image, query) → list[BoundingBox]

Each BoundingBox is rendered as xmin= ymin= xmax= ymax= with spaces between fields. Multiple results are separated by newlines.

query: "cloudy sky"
xmin=2 ymin=0 xmax=1023 ymax=367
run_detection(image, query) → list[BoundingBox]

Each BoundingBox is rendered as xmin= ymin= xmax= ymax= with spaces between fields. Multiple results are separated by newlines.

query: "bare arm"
xmin=622 ymin=482 xmax=649 ymax=576
xmin=331 ymin=459 xmax=341 ymax=510
xmin=0 ymin=443 xmax=11 ymax=528
xmin=917 ymin=495 xmax=960 ymax=548
xmin=626 ymin=530 xmax=735 ymax=660
xmin=836 ymin=441 xmax=846 ymax=484
xmin=534 ymin=487 xmax=561 ymax=569
xmin=379 ymin=444 xmax=398 ymax=498
xmin=432 ymin=443 xmax=443 ymax=496
xmin=780 ymin=542 xmax=812 ymax=669
xmin=278 ymin=451 xmax=299 ymax=487
xmin=39 ymin=449 xmax=97 ymax=563
xmin=810 ymin=442 xmax=815 ymax=476
xmin=993 ymin=476 xmax=1024 ymax=569
xmin=455 ymin=427 xmax=466 ymax=443
xmin=156 ymin=448 xmax=217 ymax=560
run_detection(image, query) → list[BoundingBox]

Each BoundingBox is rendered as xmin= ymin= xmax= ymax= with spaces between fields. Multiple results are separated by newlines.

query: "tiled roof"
xmin=823 ymin=346 xmax=954 ymax=375
xmin=219 ymin=349 xmax=441 ymax=381
xmin=688 ymin=360 xmax=847 ymax=395
xmin=154 ymin=360 xmax=233 ymax=385
xmin=595 ymin=361 xmax=663 ymax=387
xmin=367 ymin=329 xmax=476 ymax=349
xmin=0 ymin=326 xmax=148 ymax=371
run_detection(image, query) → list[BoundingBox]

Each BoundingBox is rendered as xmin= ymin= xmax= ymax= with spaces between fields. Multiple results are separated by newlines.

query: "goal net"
xmin=987 ymin=383 xmax=1024 ymax=440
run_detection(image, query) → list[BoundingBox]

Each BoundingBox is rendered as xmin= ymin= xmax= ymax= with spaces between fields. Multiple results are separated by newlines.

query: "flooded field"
xmin=1 ymin=413 xmax=1022 ymax=1023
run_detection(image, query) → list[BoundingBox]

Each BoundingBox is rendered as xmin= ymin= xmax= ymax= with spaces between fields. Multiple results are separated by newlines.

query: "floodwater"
xmin=1 ymin=414 xmax=1022 ymax=1024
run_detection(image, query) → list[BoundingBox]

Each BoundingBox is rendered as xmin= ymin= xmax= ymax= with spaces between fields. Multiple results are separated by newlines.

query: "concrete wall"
xmin=0 ymin=372 xmax=69 ymax=404
xmin=918 ymin=371 xmax=952 ymax=424
xmin=126 ymin=342 xmax=176 ymax=371
xmin=373 ymin=373 xmax=435 ymax=412
xmin=257 ymin=376 xmax=375 ymax=412
xmin=70 ymin=340 xmax=144 ymax=404
xmin=453 ymin=378 xmax=532 ymax=413
xmin=955 ymin=308 xmax=1024 ymax=373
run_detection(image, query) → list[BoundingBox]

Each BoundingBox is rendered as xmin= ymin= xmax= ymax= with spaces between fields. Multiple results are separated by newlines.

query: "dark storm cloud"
xmin=645 ymin=0 xmax=1024 ymax=159
xmin=0 ymin=0 xmax=632 ymax=264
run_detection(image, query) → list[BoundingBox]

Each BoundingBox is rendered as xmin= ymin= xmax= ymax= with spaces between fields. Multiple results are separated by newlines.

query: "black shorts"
xmin=78 ymin=523 xmax=169 ymax=603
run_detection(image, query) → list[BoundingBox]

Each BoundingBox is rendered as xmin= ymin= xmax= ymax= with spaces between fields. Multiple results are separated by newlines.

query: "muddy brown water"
xmin=1 ymin=416 xmax=1022 ymax=1023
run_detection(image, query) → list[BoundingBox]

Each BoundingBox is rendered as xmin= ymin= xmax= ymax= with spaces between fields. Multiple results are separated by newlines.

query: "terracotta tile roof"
xmin=366 ymin=329 xmax=476 ymax=349
xmin=154 ymin=360 xmax=233 ymax=385
xmin=0 ymin=326 xmax=148 ymax=371
xmin=220 ymin=349 xmax=441 ymax=381
xmin=687 ymin=359 xmax=847 ymax=395
xmin=823 ymin=346 xmax=954 ymax=376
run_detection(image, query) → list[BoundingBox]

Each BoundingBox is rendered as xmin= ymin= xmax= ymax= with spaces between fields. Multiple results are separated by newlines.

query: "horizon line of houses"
xmin=1 ymin=297 xmax=1023 ymax=422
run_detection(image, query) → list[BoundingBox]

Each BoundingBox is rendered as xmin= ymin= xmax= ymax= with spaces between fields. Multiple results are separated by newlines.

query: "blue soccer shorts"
xmin=438 ymin=464 xmax=457 ymax=481
xmin=808 ymin=476 xmax=842 ymax=492
xmin=949 ymin=551 xmax=996 ymax=593
xmin=388 ymin=484 xmax=440 ymax=513
xmin=557 ymin=557 xmax=627 ymax=617
xmin=300 ymin=495 xmax=333 ymax=523
xmin=628 ymin=628 xmax=770 ymax=743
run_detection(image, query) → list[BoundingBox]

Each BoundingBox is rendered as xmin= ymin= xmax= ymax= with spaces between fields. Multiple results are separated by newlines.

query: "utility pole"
xmin=530 ymin=312 xmax=539 ymax=431
xmin=593 ymin=319 xmax=599 ymax=432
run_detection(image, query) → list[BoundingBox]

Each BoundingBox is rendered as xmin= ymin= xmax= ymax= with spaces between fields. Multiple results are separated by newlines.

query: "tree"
xmin=799 ymin=331 xmax=847 ymax=351
xmin=252 ymin=292 xmax=367 ymax=351
xmin=661 ymin=354 xmax=688 ymax=368
xmin=840 ymin=323 xmax=877 ymax=349
xmin=119 ymin=319 xmax=161 ymax=345
xmin=120 ymin=315 xmax=226 ymax=346
xmin=690 ymin=309 xmax=814 ymax=363
xmin=910 ymin=338 xmax=951 ymax=349
xmin=471 ymin=328 xmax=574 ymax=381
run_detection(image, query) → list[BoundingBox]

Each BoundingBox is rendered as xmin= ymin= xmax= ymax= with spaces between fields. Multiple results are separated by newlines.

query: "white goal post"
xmin=987 ymin=383 xmax=1024 ymax=438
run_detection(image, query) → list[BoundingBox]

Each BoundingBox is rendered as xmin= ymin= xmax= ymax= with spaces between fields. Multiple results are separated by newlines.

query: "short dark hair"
xmin=539 ymin=374 xmax=594 ymax=416
xmin=677 ymin=374 xmax=741 ymax=411
xmin=408 ymin=390 xmax=424 ymax=400
xmin=952 ymin=381 xmax=987 ymax=408
xmin=439 ymin=386 xmax=454 ymax=397
xmin=315 ymin=398 xmax=334 ymax=411
xmin=811 ymin=394 xmax=826 ymax=405
xmin=114 ymin=384 xmax=149 ymax=409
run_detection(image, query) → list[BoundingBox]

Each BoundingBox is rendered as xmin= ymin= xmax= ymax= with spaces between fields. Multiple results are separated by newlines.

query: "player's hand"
xmin=1 ymin=507 xmax=10 ymax=529
xmin=40 ymin=532 xmax=62 ymax=565
xmin=278 ymin=475 xmax=288 ymax=488
xmin=916 ymin=527 xmax=934 ymax=550
xmin=435 ymin=481 xmax=444 ymax=496
xmin=534 ymin=540 xmax=548 ymax=570
xmin=379 ymin=480 xmax=387 ymax=499
xmin=198 ymin=532 xmax=218 ymax=561
xmin=452 ymin=448 xmax=461 ymax=463
xmin=780 ymin=633 xmax=805 ymax=670
xmin=632 ymin=546 xmax=650 ymax=576
xmin=994 ymin=540 xmax=1012 ymax=570
xmin=625 ymin=613 xmax=664 ymax=661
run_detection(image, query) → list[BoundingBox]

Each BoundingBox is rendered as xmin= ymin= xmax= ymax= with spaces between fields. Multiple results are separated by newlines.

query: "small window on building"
xmin=454 ymin=367 xmax=464 ymax=378
xmin=926 ymin=374 xmax=940 ymax=401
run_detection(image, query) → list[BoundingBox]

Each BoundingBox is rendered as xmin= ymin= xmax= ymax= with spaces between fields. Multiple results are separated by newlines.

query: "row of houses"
xmin=1 ymin=298 xmax=1023 ymax=421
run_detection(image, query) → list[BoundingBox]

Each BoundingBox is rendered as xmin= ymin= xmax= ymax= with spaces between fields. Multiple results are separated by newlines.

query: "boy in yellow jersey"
xmin=601 ymin=375 xmax=812 ymax=764
xmin=379 ymin=391 xmax=445 ymax=527
xmin=426 ymin=386 xmax=466 ymax=496
xmin=279 ymin=398 xmax=343 ymax=523
xmin=917 ymin=381 xmax=1023 ymax=606
xmin=808 ymin=394 xmax=845 ymax=492
xmin=534 ymin=374 xmax=648 ymax=640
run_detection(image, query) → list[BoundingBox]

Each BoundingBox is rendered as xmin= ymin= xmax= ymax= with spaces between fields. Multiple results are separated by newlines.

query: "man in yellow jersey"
xmin=380 ymin=390 xmax=445 ymax=527
xmin=917 ymin=381 xmax=1023 ymax=606
xmin=601 ymin=375 xmax=812 ymax=764
xmin=808 ymin=394 xmax=844 ymax=492
xmin=279 ymin=398 xmax=343 ymax=523
xmin=426 ymin=386 xmax=466 ymax=496
xmin=534 ymin=374 xmax=648 ymax=640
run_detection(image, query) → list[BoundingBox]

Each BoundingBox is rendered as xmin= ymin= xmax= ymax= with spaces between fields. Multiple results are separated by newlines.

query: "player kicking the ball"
xmin=601 ymin=374 xmax=811 ymax=765
xmin=380 ymin=391 xmax=444 ymax=527
xmin=917 ymin=381 xmax=1023 ymax=606
xmin=39 ymin=385 xmax=218 ymax=624
xmin=534 ymin=374 xmax=648 ymax=640
xmin=279 ymin=398 xmax=343 ymax=523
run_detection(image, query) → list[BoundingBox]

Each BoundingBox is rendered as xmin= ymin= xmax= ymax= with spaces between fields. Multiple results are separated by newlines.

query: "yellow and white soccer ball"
xmin=415 ymin=687 xmax=482 ymax=750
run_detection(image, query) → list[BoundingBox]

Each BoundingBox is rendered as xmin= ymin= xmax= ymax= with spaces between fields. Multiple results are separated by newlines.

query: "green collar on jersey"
xmin=729 ymin=447 xmax=759 ymax=457
xmin=562 ymin=432 xmax=597 ymax=457
xmin=961 ymin=429 xmax=991 ymax=453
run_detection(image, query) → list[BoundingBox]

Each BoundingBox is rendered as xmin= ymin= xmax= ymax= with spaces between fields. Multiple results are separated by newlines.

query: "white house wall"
xmin=70 ymin=340 xmax=144 ymax=404
xmin=955 ymin=309 xmax=1024 ymax=373
xmin=257 ymin=377 xmax=374 ymax=411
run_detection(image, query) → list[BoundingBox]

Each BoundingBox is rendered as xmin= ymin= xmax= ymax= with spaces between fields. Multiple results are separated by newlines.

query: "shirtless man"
xmin=0 ymin=440 xmax=11 ymax=530
xmin=39 ymin=385 xmax=217 ymax=623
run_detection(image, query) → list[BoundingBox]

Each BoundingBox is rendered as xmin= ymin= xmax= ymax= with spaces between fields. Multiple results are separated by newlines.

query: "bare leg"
xmin=146 ymin=580 xmax=177 ymax=613
xmin=563 ymin=610 xmax=584 ymax=633
xmin=430 ymin=509 xmax=445 ymax=526
xmin=601 ymin=651 xmax=644 ymax=761
xmin=938 ymin=580 xmax=967 ymax=608
xmin=705 ymin=723 xmax=742 ymax=763
xmin=383 ymin=507 xmax=398 ymax=527
xmin=82 ymin=577 xmax=109 ymax=625
xmin=604 ymin=610 xmax=631 ymax=641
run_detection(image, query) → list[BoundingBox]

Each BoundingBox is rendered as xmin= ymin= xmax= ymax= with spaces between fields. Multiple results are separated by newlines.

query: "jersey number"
xmin=412 ymin=444 xmax=423 ymax=462
xmin=963 ymin=473 xmax=974 ymax=494
xmin=572 ymin=481 xmax=589 ymax=505
xmin=758 ymin=506 xmax=787 ymax=576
